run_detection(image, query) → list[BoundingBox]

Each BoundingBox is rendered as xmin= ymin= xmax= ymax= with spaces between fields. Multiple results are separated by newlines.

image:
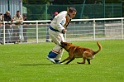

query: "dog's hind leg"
xmin=87 ymin=59 xmax=90 ymax=64
xmin=77 ymin=58 xmax=86 ymax=64
xmin=66 ymin=57 xmax=75 ymax=64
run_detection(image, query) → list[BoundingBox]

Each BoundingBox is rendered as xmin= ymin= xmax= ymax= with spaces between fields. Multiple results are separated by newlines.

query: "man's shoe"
xmin=47 ymin=56 xmax=56 ymax=64
xmin=55 ymin=60 xmax=63 ymax=64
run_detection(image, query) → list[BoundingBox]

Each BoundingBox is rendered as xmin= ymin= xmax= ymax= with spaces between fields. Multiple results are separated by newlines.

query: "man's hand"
xmin=62 ymin=29 xmax=67 ymax=34
xmin=11 ymin=19 xmax=14 ymax=22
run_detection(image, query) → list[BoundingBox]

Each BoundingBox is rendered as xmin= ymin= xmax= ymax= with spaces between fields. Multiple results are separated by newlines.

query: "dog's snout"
xmin=60 ymin=41 xmax=64 ymax=47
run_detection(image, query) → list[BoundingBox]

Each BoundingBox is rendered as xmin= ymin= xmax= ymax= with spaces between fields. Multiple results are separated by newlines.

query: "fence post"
xmin=121 ymin=18 xmax=123 ymax=39
xmin=80 ymin=0 xmax=86 ymax=18
xmin=3 ymin=22 xmax=5 ymax=45
xmin=36 ymin=21 xmax=38 ymax=43
xmin=93 ymin=20 xmax=96 ymax=40
xmin=103 ymin=0 xmax=105 ymax=18
xmin=45 ymin=4 xmax=48 ymax=20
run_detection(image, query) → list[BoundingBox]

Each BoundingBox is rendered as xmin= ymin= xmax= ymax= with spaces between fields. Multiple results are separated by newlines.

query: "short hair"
xmin=6 ymin=11 xmax=10 ymax=14
xmin=67 ymin=7 xmax=76 ymax=13
xmin=23 ymin=14 xmax=27 ymax=17
xmin=17 ymin=10 xmax=20 ymax=13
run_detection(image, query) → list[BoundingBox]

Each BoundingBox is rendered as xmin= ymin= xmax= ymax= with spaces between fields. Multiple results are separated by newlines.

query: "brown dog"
xmin=60 ymin=42 xmax=102 ymax=64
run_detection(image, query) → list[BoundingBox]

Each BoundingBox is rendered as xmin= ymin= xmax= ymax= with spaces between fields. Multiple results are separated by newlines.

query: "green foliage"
xmin=23 ymin=0 xmax=122 ymax=4
xmin=0 ymin=40 xmax=124 ymax=82
xmin=23 ymin=0 xmax=50 ymax=4
xmin=24 ymin=4 xmax=51 ymax=20
xmin=23 ymin=0 xmax=123 ymax=20
xmin=105 ymin=0 xmax=122 ymax=3
xmin=23 ymin=0 xmax=28 ymax=4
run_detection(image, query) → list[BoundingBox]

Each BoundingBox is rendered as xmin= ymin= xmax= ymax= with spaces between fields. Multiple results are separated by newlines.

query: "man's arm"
xmin=13 ymin=15 xmax=23 ymax=23
xmin=19 ymin=15 xmax=23 ymax=22
xmin=56 ymin=15 xmax=66 ymax=33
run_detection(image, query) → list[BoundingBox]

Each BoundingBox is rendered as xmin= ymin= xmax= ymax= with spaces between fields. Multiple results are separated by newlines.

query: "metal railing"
xmin=0 ymin=17 xmax=124 ymax=45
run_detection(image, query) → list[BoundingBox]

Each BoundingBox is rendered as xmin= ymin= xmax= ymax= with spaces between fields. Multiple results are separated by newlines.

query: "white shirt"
xmin=13 ymin=15 xmax=23 ymax=22
xmin=50 ymin=11 xmax=71 ymax=32
xmin=0 ymin=15 xmax=3 ymax=21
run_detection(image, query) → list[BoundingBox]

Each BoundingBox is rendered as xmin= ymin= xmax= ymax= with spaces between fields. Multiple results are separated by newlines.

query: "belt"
xmin=49 ymin=26 xmax=59 ymax=32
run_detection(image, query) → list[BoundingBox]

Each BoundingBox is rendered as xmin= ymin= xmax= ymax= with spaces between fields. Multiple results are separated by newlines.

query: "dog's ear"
xmin=60 ymin=41 xmax=64 ymax=47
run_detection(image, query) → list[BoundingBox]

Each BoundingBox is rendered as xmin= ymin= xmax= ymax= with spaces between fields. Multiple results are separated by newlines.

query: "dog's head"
xmin=61 ymin=41 xmax=73 ymax=50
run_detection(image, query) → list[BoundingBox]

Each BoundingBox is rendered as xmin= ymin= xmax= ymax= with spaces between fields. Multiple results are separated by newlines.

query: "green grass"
xmin=0 ymin=40 xmax=124 ymax=82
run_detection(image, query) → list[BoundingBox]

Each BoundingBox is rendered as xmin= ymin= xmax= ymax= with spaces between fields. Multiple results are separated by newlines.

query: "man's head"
xmin=16 ymin=10 xmax=20 ymax=16
xmin=54 ymin=11 xmax=58 ymax=16
xmin=67 ymin=7 xmax=76 ymax=18
xmin=6 ymin=11 xmax=10 ymax=16
xmin=23 ymin=14 xmax=27 ymax=20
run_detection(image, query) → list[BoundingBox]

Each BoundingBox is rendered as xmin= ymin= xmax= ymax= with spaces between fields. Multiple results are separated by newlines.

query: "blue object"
xmin=49 ymin=26 xmax=59 ymax=32
xmin=48 ymin=51 xmax=58 ymax=58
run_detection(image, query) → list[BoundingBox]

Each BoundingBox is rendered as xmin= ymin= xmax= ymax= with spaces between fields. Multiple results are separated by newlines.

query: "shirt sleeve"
xmin=56 ymin=15 xmax=65 ymax=32
xmin=12 ymin=16 xmax=16 ymax=21
xmin=19 ymin=15 xmax=23 ymax=22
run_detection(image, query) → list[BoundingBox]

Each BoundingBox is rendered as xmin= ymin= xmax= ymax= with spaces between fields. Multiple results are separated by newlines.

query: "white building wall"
xmin=0 ymin=0 xmax=22 ymax=17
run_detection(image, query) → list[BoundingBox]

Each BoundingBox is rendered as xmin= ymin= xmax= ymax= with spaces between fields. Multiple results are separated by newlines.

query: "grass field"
xmin=0 ymin=40 xmax=124 ymax=82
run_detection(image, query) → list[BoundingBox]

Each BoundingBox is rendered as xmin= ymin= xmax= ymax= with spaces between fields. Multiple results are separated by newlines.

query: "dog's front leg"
xmin=60 ymin=57 xmax=70 ymax=63
xmin=66 ymin=57 xmax=75 ymax=64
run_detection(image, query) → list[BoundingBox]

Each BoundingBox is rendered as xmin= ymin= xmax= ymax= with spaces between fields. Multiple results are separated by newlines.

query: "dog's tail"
xmin=94 ymin=42 xmax=102 ymax=54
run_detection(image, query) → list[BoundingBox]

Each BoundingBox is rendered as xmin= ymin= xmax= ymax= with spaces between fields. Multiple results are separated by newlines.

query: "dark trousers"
xmin=0 ymin=26 xmax=12 ymax=43
xmin=23 ymin=25 xmax=28 ymax=42
xmin=11 ymin=26 xmax=20 ymax=42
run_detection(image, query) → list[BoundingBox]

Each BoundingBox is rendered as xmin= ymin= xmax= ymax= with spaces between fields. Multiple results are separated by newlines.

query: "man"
xmin=47 ymin=7 xmax=76 ymax=64
xmin=12 ymin=10 xmax=23 ymax=44
xmin=1 ymin=11 xmax=12 ymax=43
xmin=46 ymin=11 xmax=59 ymax=42
xmin=0 ymin=12 xmax=3 ymax=23
xmin=0 ymin=12 xmax=3 ymax=42
xmin=0 ymin=12 xmax=3 ymax=28
xmin=23 ymin=14 xmax=28 ymax=42
xmin=50 ymin=11 xmax=59 ymax=20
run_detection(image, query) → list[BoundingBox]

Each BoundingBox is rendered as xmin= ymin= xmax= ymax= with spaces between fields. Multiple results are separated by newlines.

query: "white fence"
xmin=0 ymin=17 xmax=124 ymax=45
